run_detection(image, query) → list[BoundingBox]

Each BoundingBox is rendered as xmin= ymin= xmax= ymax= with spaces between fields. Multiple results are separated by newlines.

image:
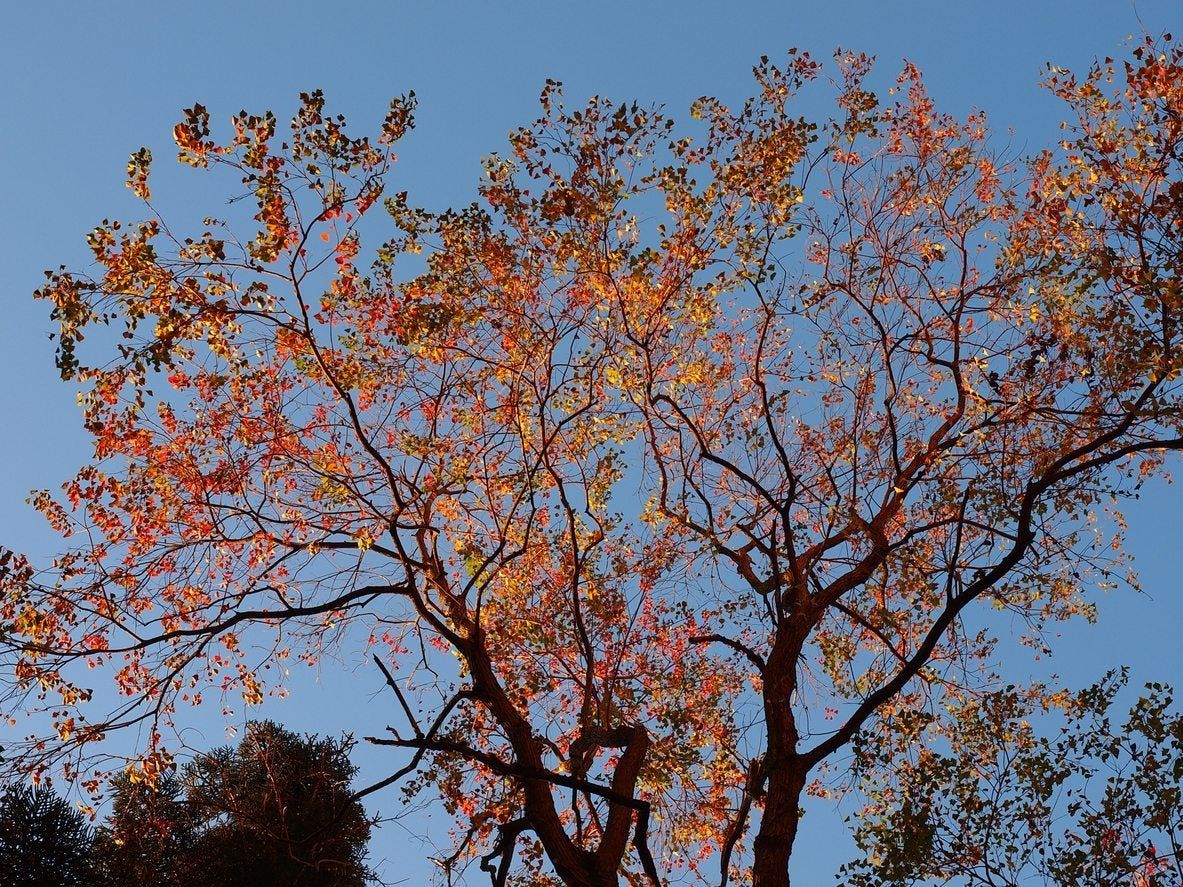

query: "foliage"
xmin=1 ymin=33 xmax=1182 ymax=887
xmin=844 ymin=671 xmax=1183 ymax=886
xmin=0 ymin=783 xmax=97 ymax=887
xmin=182 ymin=720 xmax=373 ymax=886
xmin=95 ymin=721 xmax=374 ymax=886
xmin=94 ymin=771 xmax=195 ymax=886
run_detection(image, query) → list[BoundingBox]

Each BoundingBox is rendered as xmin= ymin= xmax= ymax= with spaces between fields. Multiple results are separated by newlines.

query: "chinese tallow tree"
xmin=3 ymin=36 xmax=1183 ymax=887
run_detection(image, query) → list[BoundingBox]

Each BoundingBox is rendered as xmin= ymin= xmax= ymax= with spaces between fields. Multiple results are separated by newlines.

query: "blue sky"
xmin=2 ymin=1 xmax=1181 ymax=882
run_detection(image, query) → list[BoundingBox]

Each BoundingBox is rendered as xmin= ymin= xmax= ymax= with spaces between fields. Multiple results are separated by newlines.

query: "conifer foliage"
xmin=96 ymin=721 xmax=374 ymax=887
xmin=0 ymin=783 xmax=96 ymax=887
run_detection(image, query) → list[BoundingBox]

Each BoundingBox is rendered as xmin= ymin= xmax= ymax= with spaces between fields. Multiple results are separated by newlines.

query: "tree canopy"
xmin=0 ymin=721 xmax=372 ymax=886
xmin=0 ymin=783 xmax=97 ymax=887
xmin=845 ymin=671 xmax=1183 ymax=886
xmin=95 ymin=771 xmax=194 ymax=887
xmin=95 ymin=720 xmax=373 ymax=886
xmin=2 ymin=33 xmax=1182 ymax=887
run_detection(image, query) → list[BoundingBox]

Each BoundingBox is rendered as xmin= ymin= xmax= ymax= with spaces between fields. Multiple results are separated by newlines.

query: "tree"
xmin=94 ymin=772 xmax=196 ymax=886
xmin=2 ymin=34 xmax=1182 ymax=887
xmin=842 ymin=671 xmax=1183 ymax=886
xmin=0 ymin=783 xmax=97 ymax=887
xmin=94 ymin=721 xmax=373 ymax=887
xmin=181 ymin=720 xmax=374 ymax=886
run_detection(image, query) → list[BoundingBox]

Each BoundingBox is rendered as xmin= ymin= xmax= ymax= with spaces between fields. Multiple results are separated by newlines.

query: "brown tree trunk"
xmin=462 ymin=624 xmax=636 ymax=887
xmin=556 ymin=852 xmax=620 ymax=887
xmin=751 ymin=759 xmax=807 ymax=887
xmin=751 ymin=620 xmax=809 ymax=887
xmin=463 ymin=630 xmax=603 ymax=886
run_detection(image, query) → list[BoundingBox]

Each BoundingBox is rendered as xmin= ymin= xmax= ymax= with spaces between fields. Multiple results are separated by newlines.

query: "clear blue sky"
xmin=2 ymin=2 xmax=1180 ymax=882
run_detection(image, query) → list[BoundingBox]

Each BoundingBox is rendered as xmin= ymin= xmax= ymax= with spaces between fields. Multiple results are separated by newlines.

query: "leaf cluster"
xmin=845 ymin=671 xmax=1183 ymax=886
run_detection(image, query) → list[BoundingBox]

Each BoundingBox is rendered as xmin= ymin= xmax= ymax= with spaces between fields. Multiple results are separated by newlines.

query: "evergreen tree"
xmin=96 ymin=722 xmax=374 ymax=887
xmin=0 ymin=783 xmax=97 ymax=887
xmin=94 ymin=772 xmax=195 ymax=887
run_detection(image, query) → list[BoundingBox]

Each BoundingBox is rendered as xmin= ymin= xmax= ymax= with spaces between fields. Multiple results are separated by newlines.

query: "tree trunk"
xmin=750 ymin=759 xmax=807 ymax=887
xmin=751 ymin=620 xmax=809 ymax=886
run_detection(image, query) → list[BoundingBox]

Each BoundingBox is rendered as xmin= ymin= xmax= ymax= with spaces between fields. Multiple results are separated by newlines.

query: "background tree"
xmin=94 ymin=771 xmax=196 ymax=887
xmin=842 ymin=671 xmax=1183 ymax=886
xmin=181 ymin=720 xmax=374 ymax=887
xmin=95 ymin=721 xmax=374 ymax=887
xmin=0 ymin=783 xmax=98 ymax=887
xmin=2 ymin=35 xmax=1182 ymax=887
